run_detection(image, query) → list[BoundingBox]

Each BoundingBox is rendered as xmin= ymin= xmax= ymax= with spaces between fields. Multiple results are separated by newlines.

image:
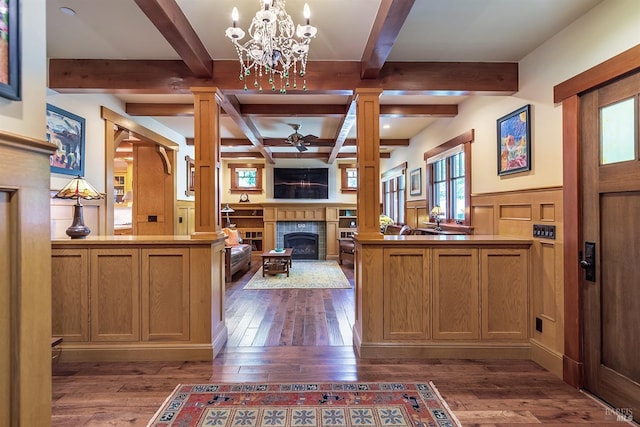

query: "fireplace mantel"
xmin=261 ymin=203 xmax=357 ymax=260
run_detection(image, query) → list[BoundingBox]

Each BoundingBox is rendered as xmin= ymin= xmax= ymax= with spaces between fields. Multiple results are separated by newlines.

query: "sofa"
xmin=222 ymin=228 xmax=252 ymax=282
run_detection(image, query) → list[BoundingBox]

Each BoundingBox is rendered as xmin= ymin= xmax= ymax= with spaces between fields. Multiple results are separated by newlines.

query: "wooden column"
xmin=356 ymin=88 xmax=383 ymax=238
xmin=191 ymin=87 xmax=223 ymax=236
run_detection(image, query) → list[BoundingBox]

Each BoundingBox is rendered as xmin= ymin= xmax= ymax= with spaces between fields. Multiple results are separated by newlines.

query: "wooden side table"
xmin=261 ymin=248 xmax=293 ymax=277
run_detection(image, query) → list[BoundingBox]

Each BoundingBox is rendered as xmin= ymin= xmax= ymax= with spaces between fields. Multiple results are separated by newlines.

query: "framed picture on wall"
xmin=185 ymin=155 xmax=195 ymax=196
xmin=497 ymin=104 xmax=531 ymax=175
xmin=47 ymin=104 xmax=86 ymax=177
xmin=0 ymin=0 xmax=21 ymax=100
xmin=409 ymin=167 xmax=422 ymax=196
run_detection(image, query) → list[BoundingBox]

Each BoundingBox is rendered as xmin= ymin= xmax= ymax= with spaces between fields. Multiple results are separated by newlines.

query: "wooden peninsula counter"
xmin=51 ymin=235 xmax=227 ymax=362
xmin=353 ymin=234 xmax=533 ymax=359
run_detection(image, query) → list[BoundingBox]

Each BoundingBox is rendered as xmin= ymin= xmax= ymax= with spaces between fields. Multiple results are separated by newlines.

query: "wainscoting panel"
xmin=472 ymin=187 xmax=564 ymax=376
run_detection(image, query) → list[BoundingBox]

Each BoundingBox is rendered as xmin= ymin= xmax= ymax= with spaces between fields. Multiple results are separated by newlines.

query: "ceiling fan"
xmin=286 ymin=124 xmax=318 ymax=152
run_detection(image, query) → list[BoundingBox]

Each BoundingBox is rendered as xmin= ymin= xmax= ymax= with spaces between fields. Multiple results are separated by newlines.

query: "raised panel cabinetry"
xmin=51 ymin=237 xmax=224 ymax=361
xmin=90 ymin=248 xmax=140 ymax=342
xmin=383 ymin=248 xmax=430 ymax=340
xmin=481 ymin=248 xmax=529 ymax=340
xmin=432 ymin=248 xmax=479 ymax=340
xmin=366 ymin=243 xmax=530 ymax=358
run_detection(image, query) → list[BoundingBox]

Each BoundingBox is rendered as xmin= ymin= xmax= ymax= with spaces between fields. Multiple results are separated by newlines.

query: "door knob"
xmin=580 ymin=242 xmax=596 ymax=282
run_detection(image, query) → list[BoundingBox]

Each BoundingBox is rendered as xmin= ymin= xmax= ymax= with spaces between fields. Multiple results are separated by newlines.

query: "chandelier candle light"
xmin=225 ymin=0 xmax=317 ymax=93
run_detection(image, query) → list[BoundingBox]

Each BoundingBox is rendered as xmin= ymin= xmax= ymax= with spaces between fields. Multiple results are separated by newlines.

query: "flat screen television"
xmin=273 ymin=168 xmax=329 ymax=199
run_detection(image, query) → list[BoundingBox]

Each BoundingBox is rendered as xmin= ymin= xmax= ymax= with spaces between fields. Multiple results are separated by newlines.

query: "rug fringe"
xmin=146 ymin=383 xmax=182 ymax=427
xmin=429 ymin=381 xmax=463 ymax=427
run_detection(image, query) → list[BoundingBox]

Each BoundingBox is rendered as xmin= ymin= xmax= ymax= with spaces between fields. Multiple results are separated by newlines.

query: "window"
xmin=229 ymin=163 xmax=264 ymax=193
xmin=424 ymin=130 xmax=473 ymax=226
xmin=339 ymin=163 xmax=357 ymax=192
xmin=381 ymin=162 xmax=407 ymax=224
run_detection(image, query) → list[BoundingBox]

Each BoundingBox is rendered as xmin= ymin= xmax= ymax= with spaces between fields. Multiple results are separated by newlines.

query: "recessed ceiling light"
xmin=59 ymin=7 xmax=76 ymax=16
xmin=383 ymin=124 xmax=391 ymax=129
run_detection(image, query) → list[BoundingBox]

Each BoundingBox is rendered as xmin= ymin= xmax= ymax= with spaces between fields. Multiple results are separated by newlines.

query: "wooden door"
xmin=133 ymin=143 xmax=175 ymax=235
xmin=581 ymin=72 xmax=640 ymax=423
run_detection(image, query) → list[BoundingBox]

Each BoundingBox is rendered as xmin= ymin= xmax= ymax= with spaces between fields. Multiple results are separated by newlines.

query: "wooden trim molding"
xmin=381 ymin=161 xmax=407 ymax=180
xmin=554 ymin=44 xmax=640 ymax=103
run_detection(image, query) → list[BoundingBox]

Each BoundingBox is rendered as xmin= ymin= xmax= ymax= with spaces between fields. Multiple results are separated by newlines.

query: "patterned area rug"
xmin=243 ymin=260 xmax=351 ymax=290
xmin=147 ymin=382 xmax=461 ymax=427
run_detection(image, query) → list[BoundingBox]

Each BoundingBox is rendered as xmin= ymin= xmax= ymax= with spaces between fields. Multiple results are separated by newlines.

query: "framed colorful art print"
xmin=497 ymin=104 xmax=531 ymax=176
xmin=47 ymin=104 xmax=86 ymax=177
xmin=0 ymin=0 xmax=20 ymax=100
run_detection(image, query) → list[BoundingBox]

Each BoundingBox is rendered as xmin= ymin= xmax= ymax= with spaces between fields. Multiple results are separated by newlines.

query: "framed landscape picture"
xmin=409 ymin=167 xmax=422 ymax=196
xmin=497 ymin=104 xmax=531 ymax=176
xmin=47 ymin=104 xmax=86 ymax=177
xmin=0 ymin=0 xmax=20 ymax=100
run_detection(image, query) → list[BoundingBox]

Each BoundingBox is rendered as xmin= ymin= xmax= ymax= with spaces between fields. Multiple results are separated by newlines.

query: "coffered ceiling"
xmin=46 ymin=0 xmax=602 ymax=162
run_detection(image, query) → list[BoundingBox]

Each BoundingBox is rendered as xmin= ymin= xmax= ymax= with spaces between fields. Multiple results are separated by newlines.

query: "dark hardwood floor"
xmin=52 ymin=256 xmax=631 ymax=426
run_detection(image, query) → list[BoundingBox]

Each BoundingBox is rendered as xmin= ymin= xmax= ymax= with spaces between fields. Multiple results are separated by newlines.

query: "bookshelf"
xmin=222 ymin=204 xmax=264 ymax=251
xmin=114 ymin=174 xmax=126 ymax=203
xmin=338 ymin=208 xmax=357 ymax=238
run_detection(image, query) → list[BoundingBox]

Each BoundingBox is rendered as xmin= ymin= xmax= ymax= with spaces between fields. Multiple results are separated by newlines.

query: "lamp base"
xmin=66 ymin=203 xmax=91 ymax=239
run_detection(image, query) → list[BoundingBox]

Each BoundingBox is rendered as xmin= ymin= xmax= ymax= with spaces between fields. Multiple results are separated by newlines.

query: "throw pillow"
xmin=223 ymin=228 xmax=240 ymax=246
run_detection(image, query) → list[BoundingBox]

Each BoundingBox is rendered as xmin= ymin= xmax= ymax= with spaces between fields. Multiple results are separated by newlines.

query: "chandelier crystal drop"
xmin=225 ymin=0 xmax=317 ymax=93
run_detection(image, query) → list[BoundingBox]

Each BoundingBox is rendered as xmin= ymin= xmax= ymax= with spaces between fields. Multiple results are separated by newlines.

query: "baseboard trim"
xmin=530 ymin=339 xmax=563 ymax=378
xmin=356 ymin=342 xmax=531 ymax=359
xmin=58 ymin=343 xmax=214 ymax=362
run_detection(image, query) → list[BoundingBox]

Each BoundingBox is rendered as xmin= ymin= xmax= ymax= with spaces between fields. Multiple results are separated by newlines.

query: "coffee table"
xmin=261 ymin=248 xmax=293 ymax=277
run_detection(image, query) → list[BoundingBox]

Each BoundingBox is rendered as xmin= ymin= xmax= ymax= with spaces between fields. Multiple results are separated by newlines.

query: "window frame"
xmin=339 ymin=163 xmax=358 ymax=193
xmin=424 ymin=130 xmax=473 ymax=226
xmin=229 ymin=163 xmax=264 ymax=193
xmin=381 ymin=162 xmax=407 ymax=225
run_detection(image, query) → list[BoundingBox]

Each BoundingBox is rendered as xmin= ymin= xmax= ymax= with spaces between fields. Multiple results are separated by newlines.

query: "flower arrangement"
xmin=379 ymin=214 xmax=394 ymax=231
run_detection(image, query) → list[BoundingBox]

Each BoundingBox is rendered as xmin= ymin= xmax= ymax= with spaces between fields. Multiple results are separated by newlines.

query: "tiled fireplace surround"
xmin=275 ymin=221 xmax=327 ymax=260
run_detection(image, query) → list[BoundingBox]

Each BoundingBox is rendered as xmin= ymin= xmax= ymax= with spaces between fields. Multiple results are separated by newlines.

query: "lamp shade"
xmin=54 ymin=175 xmax=103 ymax=200
xmin=53 ymin=175 xmax=103 ymax=239
xmin=221 ymin=203 xmax=235 ymax=213
xmin=431 ymin=205 xmax=443 ymax=216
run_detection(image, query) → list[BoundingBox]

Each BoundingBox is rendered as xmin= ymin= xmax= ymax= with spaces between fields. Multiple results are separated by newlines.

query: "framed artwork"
xmin=0 ymin=0 xmax=20 ymax=100
xmin=47 ymin=104 xmax=86 ymax=177
xmin=497 ymin=104 xmax=531 ymax=175
xmin=185 ymin=155 xmax=195 ymax=196
xmin=409 ymin=167 xmax=422 ymax=196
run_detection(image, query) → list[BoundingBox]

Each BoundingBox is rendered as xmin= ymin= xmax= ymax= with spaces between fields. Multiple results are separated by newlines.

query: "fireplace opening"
xmin=284 ymin=232 xmax=319 ymax=260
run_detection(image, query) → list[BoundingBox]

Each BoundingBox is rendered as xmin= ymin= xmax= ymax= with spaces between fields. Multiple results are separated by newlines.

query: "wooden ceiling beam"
xmin=125 ymin=102 xmax=458 ymax=118
xmin=380 ymin=104 xmax=458 ymax=117
xmin=360 ymin=0 xmax=416 ymax=79
xmin=328 ymin=96 xmax=357 ymax=164
xmin=49 ymin=59 xmax=518 ymax=95
xmin=133 ymin=0 xmax=212 ymax=78
xmin=217 ymin=92 xmax=275 ymax=164
xmin=221 ymin=152 xmax=264 ymax=159
xmin=343 ymin=138 xmax=410 ymax=147
xmin=126 ymin=103 xmax=194 ymax=116
xmin=241 ymin=104 xmax=347 ymax=117
xmin=264 ymin=139 xmax=335 ymax=147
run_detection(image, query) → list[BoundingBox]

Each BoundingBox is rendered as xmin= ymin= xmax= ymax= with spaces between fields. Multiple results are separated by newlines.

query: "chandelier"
xmin=225 ymin=0 xmax=317 ymax=93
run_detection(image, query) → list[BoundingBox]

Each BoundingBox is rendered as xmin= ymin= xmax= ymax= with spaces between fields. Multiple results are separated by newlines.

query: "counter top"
xmin=354 ymin=234 xmax=533 ymax=246
xmin=52 ymin=234 xmax=226 ymax=246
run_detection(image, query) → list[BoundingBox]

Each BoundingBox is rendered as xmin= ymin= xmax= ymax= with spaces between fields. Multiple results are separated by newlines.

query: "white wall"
xmin=386 ymin=0 xmax=640 ymax=196
xmin=0 ymin=0 xmax=46 ymax=140
xmin=221 ymin=158 xmax=357 ymax=204
xmin=45 ymin=92 xmax=187 ymax=193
